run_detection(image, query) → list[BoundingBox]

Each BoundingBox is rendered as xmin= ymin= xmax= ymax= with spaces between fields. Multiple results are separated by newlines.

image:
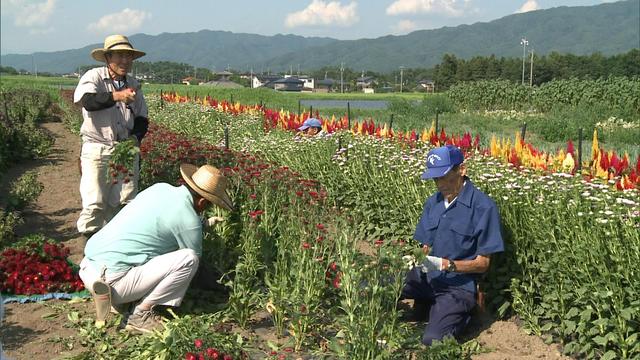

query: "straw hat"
xmin=180 ymin=164 xmax=233 ymax=211
xmin=91 ymin=34 xmax=146 ymax=62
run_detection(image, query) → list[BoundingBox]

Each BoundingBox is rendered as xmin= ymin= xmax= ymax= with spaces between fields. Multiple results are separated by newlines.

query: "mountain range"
xmin=1 ymin=0 xmax=638 ymax=74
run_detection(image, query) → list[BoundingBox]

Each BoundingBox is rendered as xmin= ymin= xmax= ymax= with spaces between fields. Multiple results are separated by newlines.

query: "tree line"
xmin=307 ymin=49 xmax=639 ymax=91
xmin=1 ymin=49 xmax=637 ymax=91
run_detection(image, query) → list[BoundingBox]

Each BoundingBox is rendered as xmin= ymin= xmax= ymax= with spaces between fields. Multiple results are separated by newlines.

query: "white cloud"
xmin=4 ymin=0 xmax=56 ymax=27
xmin=87 ymin=8 xmax=151 ymax=33
xmin=386 ymin=0 xmax=469 ymax=17
xmin=516 ymin=0 xmax=539 ymax=13
xmin=285 ymin=0 xmax=358 ymax=28
xmin=393 ymin=20 xmax=418 ymax=33
xmin=29 ymin=27 xmax=55 ymax=35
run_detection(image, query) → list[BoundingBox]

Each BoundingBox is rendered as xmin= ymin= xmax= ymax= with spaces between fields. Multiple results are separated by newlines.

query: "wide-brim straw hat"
xmin=91 ymin=34 xmax=146 ymax=62
xmin=180 ymin=164 xmax=233 ymax=211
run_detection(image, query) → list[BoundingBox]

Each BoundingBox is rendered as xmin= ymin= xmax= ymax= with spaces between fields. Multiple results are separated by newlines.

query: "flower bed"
xmin=0 ymin=236 xmax=84 ymax=295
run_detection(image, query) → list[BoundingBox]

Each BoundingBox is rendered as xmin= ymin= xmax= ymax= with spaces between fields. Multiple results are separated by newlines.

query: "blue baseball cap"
xmin=421 ymin=145 xmax=464 ymax=179
xmin=298 ymin=118 xmax=322 ymax=131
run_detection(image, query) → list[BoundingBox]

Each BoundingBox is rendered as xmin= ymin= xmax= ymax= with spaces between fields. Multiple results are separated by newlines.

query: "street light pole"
xmin=399 ymin=66 xmax=404 ymax=93
xmin=520 ymin=38 xmax=528 ymax=85
xmin=529 ymin=49 xmax=534 ymax=87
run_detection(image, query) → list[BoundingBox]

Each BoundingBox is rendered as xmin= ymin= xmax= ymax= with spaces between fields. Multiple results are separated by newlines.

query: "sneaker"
xmin=92 ymin=280 xmax=111 ymax=328
xmin=125 ymin=308 xmax=165 ymax=334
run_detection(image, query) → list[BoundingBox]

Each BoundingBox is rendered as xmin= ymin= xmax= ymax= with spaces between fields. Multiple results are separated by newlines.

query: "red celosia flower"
xmin=194 ymin=339 xmax=203 ymax=348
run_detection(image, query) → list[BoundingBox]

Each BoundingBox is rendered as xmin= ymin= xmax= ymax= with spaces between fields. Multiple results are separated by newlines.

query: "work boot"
xmin=125 ymin=307 xmax=165 ymax=334
xmin=92 ymin=280 xmax=111 ymax=328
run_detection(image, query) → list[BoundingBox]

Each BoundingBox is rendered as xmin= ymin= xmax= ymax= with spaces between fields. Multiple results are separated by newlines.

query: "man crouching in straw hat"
xmin=74 ymin=34 xmax=149 ymax=240
xmin=78 ymin=163 xmax=233 ymax=333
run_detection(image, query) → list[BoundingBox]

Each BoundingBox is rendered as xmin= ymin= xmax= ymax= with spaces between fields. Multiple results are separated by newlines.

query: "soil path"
xmin=0 ymin=101 xmax=570 ymax=360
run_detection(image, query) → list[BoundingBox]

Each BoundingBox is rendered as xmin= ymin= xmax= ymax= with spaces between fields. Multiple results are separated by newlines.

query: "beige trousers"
xmin=77 ymin=142 xmax=138 ymax=234
xmin=79 ymin=249 xmax=199 ymax=307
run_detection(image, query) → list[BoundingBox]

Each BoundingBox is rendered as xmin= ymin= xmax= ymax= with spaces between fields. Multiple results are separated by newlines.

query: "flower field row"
xmin=161 ymin=92 xmax=640 ymax=190
xmin=146 ymin=96 xmax=639 ymax=359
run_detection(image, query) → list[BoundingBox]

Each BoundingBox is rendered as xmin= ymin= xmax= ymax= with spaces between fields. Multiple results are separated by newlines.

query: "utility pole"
xmin=250 ymin=67 xmax=253 ymax=89
xmin=399 ymin=66 xmax=405 ymax=93
xmin=340 ymin=62 xmax=344 ymax=93
xmin=297 ymin=64 xmax=300 ymax=77
xmin=529 ymin=49 xmax=534 ymax=87
xmin=520 ymin=37 xmax=528 ymax=86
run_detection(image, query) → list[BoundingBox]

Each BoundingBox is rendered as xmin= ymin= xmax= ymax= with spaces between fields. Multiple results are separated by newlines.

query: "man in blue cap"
xmin=297 ymin=117 xmax=324 ymax=137
xmin=403 ymin=144 xmax=504 ymax=346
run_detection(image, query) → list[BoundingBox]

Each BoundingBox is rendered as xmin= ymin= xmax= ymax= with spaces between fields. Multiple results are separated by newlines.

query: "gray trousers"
xmin=79 ymin=248 xmax=199 ymax=307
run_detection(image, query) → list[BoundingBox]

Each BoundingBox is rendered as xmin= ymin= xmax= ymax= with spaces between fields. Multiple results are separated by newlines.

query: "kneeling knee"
xmin=180 ymin=248 xmax=199 ymax=268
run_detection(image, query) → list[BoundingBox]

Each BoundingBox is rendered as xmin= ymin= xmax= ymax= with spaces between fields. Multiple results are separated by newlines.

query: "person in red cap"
xmin=403 ymin=145 xmax=504 ymax=346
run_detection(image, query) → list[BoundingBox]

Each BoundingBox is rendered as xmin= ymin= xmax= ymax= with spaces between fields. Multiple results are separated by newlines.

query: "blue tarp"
xmin=2 ymin=290 xmax=91 ymax=304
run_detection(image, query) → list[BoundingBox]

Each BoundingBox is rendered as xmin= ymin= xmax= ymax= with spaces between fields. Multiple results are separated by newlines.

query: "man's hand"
xmin=420 ymin=255 xmax=443 ymax=273
xmin=205 ymin=216 xmax=225 ymax=228
xmin=113 ymin=88 xmax=136 ymax=104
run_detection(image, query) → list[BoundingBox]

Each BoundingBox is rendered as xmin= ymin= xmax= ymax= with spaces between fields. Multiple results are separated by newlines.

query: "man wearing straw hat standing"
xmin=78 ymin=163 xmax=233 ymax=333
xmin=74 ymin=34 xmax=149 ymax=240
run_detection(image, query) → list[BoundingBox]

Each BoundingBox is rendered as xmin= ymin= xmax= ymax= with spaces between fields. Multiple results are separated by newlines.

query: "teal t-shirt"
xmin=84 ymin=184 xmax=202 ymax=275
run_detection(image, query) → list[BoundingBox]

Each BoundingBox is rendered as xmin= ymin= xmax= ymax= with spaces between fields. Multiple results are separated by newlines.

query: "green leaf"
xmin=565 ymin=307 xmax=579 ymax=318
xmin=563 ymin=320 xmax=576 ymax=334
xmin=258 ymin=341 xmax=277 ymax=352
xmin=593 ymin=335 xmax=608 ymax=346
xmin=67 ymin=311 xmax=79 ymax=322
xmin=601 ymin=350 xmax=618 ymax=360
xmin=593 ymin=318 xmax=609 ymax=327
xmin=540 ymin=322 xmax=553 ymax=332
xmin=619 ymin=307 xmax=634 ymax=321
xmin=626 ymin=332 xmax=638 ymax=345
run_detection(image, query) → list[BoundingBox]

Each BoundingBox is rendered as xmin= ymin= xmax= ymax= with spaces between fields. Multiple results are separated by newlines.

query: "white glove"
xmin=402 ymin=255 xmax=417 ymax=270
xmin=205 ymin=216 xmax=224 ymax=228
xmin=420 ymin=256 xmax=443 ymax=273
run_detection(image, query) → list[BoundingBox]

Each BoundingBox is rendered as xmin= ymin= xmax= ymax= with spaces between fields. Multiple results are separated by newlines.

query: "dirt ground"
xmin=0 ymin=105 xmax=570 ymax=360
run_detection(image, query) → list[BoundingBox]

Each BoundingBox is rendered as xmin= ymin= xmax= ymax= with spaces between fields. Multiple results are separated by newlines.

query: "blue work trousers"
xmin=402 ymin=267 xmax=477 ymax=346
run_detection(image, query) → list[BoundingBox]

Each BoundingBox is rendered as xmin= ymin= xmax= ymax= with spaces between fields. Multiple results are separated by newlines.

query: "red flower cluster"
xmin=248 ymin=210 xmax=264 ymax=220
xmin=325 ymin=261 xmax=341 ymax=289
xmin=184 ymin=339 xmax=234 ymax=360
xmin=0 ymin=242 xmax=84 ymax=295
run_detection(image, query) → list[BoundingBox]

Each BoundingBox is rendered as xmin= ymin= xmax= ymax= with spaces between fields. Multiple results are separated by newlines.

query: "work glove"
xmin=420 ymin=256 xmax=443 ymax=273
xmin=402 ymin=255 xmax=417 ymax=270
xmin=204 ymin=216 xmax=224 ymax=229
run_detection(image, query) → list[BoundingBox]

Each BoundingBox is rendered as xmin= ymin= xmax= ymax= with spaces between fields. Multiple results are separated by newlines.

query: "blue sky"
xmin=1 ymin=0 xmax=619 ymax=55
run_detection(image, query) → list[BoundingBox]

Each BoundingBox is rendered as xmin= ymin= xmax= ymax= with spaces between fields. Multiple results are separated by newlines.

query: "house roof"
xmin=216 ymin=71 xmax=233 ymax=76
xmin=273 ymin=77 xmax=304 ymax=84
xmin=356 ymin=76 xmax=374 ymax=82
